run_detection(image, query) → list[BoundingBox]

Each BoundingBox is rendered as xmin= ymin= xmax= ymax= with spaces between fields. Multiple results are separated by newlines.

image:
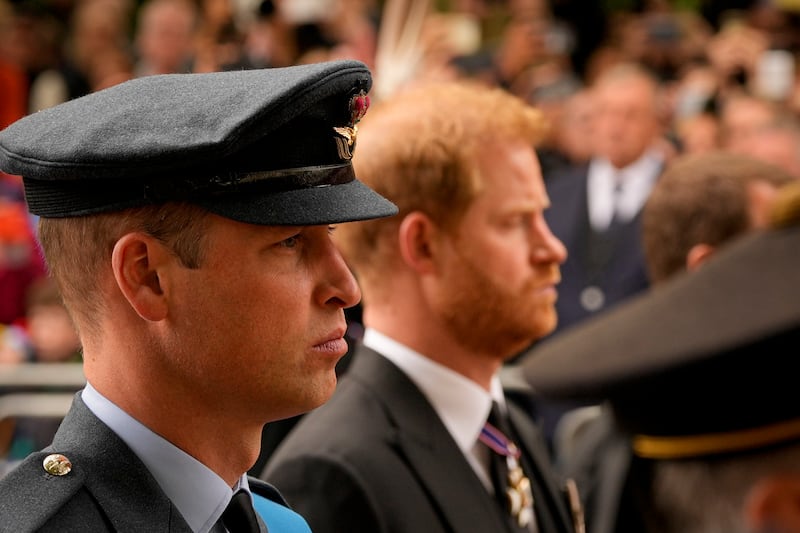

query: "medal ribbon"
xmin=480 ymin=422 xmax=522 ymax=459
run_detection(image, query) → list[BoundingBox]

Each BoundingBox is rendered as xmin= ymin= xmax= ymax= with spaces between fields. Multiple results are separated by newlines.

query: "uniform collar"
xmin=82 ymin=382 xmax=247 ymax=533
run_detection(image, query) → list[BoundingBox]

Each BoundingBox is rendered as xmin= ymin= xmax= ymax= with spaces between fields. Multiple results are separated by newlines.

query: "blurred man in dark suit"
xmin=534 ymin=61 xmax=671 ymax=442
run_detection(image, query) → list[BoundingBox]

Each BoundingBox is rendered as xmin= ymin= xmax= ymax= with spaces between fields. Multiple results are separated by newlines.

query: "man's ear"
xmin=398 ymin=212 xmax=439 ymax=274
xmin=111 ymin=233 xmax=170 ymax=321
xmin=743 ymin=474 xmax=800 ymax=533
xmin=686 ymin=243 xmax=715 ymax=272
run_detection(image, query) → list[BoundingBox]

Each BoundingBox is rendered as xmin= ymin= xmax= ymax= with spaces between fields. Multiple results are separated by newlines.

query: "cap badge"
xmin=334 ymin=90 xmax=370 ymax=160
xmin=43 ymin=453 xmax=73 ymax=476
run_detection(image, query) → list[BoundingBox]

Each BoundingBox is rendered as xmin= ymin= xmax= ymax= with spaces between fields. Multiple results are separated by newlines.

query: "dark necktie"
xmin=221 ymin=489 xmax=262 ymax=533
xmin=608 ymin=175 xmax=625 ymax=232
xmin=482 ymin=402 xmax=536 ymax=532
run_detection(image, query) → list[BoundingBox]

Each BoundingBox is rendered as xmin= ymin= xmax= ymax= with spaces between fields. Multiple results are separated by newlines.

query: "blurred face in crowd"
xmin=674 ymin=113 xmax=720 ymax=155
xmin=135 ymin=0 xmax=197 ymax=74
xmin=432 ymin=139 xmax=567 ymax=358
xmin=720 ymin=94 xmax=776 ymax=152
xmin=592 ymin=71 xmax=662 ymax=168
xmin=27 ymin=304 xmax=81 ymax=362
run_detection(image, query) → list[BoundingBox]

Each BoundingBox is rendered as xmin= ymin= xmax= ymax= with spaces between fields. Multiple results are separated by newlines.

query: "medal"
xmin=481 ymin=424 xmax=536 ymax=529
xmin=504 ymin=443 xmax=535 ymax=528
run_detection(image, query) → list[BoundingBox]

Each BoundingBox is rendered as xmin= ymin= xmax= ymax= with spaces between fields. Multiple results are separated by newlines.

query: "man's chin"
xmin=533 ymin=308 xmax=558 ymax=337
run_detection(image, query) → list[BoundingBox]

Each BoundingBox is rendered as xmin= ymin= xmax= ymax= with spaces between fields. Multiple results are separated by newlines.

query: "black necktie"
xmin=608 ymin=176 xmax=625 ymax=232
xmin=221 ymin=490 xmax=262 ymax=533
xmin=483 ymin=402 xmax=535 ymax=532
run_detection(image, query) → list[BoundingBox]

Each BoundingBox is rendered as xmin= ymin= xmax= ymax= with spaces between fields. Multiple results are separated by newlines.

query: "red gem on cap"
xmin=350 ymin=91 xmax=369 ymax=125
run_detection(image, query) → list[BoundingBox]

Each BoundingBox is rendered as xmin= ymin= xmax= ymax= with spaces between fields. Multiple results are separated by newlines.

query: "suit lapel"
xmin=349 ymin=347 xmax=511 ymax=533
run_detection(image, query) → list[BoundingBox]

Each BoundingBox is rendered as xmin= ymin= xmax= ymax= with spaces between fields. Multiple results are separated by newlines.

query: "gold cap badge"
xmin=334 ymin=90 xmax=370 ymax=160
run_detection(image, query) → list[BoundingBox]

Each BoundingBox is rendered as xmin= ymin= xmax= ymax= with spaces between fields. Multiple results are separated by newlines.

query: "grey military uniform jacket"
xmin=556 ymin=405 xmax=648 ymax=533
xmin=0 ymin=391 xmax=285 ymax=532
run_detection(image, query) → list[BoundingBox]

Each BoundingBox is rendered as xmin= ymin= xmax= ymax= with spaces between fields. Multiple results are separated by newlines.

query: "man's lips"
xmin=313 ymin=328 xmax=348 ymax=355
xmin=532 ymin=276 xmax=561 ymax=293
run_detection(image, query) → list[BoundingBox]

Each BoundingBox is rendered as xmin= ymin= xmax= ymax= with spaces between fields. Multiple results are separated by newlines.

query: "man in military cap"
xmin=521 ymin=182 xmax=800 ymax=533
xmin=0 ymin=59 xmax=397 ymax=532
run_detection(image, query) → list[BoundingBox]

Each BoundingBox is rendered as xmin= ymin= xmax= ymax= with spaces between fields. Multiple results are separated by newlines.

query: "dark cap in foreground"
xmin=0 ymin=59 xmax=398 ymax=225
xmin=521 ymin=186 xmax=800 ymax=459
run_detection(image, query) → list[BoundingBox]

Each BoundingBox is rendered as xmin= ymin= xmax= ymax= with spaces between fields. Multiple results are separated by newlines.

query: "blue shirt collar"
xmin=81 ymin=382 xmax=248 ymax=533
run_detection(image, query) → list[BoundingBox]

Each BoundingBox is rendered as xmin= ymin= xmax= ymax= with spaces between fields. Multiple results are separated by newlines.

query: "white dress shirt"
xmin=362 ymin=328 xmax=508 ymax=491
xmin=587 ymin=150 xmax=663 ymax=231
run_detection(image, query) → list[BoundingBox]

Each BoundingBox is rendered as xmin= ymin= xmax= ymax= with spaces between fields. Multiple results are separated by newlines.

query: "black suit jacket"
xmin=544 ymin=163 xmax=652 ymax=337
xmin=262 ymin=345 xmax=576 ymax=533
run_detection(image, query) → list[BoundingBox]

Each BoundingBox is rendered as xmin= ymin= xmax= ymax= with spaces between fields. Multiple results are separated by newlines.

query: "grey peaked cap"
xmin=0 ymin=59 xmax=398 ymax=225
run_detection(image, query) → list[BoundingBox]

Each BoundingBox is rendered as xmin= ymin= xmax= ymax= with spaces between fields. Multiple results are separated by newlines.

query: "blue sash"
xmin=252 ymin=492 xmax=312 ymax=532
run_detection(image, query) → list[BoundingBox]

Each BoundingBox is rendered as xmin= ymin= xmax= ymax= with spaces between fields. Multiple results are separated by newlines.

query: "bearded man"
xmin=261 ymin=81 xmax=580 ymax=533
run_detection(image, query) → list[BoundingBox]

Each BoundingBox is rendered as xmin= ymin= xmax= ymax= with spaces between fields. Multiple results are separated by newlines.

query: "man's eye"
xmin=502 ymin=215 xmax=531 ymax=228
xmin=280 ymin=234 xmax=301 ymax=248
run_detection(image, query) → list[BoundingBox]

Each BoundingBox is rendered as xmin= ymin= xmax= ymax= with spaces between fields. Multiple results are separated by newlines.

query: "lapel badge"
xmin=334 ymin=90 xmax=370 ymax=160
xmin=43 ymin=453 xmax=73 ymax=476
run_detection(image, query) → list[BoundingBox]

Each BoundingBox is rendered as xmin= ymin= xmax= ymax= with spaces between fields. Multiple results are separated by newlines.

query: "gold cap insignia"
xmin=334 ymin=90 xmax=370 ymax=160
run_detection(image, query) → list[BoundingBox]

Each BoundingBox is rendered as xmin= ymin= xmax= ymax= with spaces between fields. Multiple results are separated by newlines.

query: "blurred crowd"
xmin=3 ymin=0 xmax=800 ymax=474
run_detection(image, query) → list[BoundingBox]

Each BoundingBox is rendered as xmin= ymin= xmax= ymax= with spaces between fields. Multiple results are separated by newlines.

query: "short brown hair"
xmin=37 ymin=202 xmax=211 ymax=336
xmin=642 ymin=151 xmax=795 ymax=283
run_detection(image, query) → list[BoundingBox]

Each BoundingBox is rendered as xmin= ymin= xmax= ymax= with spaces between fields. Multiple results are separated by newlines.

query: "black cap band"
xmin=23 ymin=163 xmax=356 ymax=218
